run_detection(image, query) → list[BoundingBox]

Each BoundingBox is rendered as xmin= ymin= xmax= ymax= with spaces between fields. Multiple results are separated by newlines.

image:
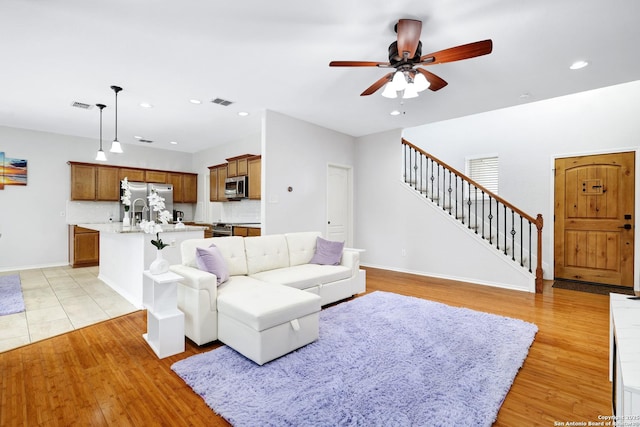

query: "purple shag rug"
xmin=0 ymin=274 xmax=25 ymax=315
xmin=172 ymin=291 xmax=537 ymax=427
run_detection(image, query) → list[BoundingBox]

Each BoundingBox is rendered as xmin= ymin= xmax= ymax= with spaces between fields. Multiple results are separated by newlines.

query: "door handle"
xmin=618 ymin=224 xmax=632 ymax=230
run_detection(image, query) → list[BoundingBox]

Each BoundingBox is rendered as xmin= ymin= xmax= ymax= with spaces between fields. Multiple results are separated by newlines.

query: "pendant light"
xmin=110 ymin=85 xmax=123 ymax=153
xmin=95 ymin=104 xmax=107 ymax=161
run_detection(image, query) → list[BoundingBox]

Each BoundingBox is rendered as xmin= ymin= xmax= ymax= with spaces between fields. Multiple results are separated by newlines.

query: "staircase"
xmin=402 ymin=139 xmax=544 ymax=292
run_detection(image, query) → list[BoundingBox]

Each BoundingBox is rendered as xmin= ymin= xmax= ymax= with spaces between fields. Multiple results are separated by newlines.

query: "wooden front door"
xmin=554 ymin=152 xmax=635 ymax=287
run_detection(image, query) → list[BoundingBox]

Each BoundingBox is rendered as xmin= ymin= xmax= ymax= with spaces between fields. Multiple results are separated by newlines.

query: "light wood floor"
xmin=0 ymin=267 xmax=611 ymax=426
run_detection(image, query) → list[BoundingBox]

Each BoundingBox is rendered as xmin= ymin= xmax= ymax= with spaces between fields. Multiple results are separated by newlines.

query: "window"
xmin=466 ymin=155 xmax=499 ymax=195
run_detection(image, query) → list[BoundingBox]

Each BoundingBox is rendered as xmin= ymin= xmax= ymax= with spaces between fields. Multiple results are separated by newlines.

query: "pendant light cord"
xmin=111 ymin=86 xmax=122 ymax=140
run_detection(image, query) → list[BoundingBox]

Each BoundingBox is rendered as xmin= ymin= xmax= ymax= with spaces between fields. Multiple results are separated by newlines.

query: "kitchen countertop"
xmin=76 ymin=223 xmax=208 ymax=234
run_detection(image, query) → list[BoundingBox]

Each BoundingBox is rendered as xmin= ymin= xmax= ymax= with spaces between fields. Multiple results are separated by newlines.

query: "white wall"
xmin=402 ymin=80 xmax=640 ymax=284
xmin=262 ymin=110 xmax=356 ymax=235
xmin=0 ymin=126 xmax=193 ymax=271
xmin=354 ymin=129 xmax=534 ymax=291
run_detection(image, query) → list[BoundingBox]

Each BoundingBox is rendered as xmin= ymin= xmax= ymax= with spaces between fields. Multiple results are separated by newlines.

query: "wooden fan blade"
xmin=415 ymin=68 xmax=448 ymax=91
xmin=360 ymin=73 xmax=393 ymax=96
xmin=419 ymin=39 xmax=493 ymax=65
xmin=397 ymin=19 xmax=422 ymax=59
xmin=329 ymin=61 xmax=390 ymax=67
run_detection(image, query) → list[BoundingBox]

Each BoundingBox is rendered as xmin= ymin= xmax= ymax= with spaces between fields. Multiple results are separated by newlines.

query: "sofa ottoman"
xmin=216 ymin=278 xmax=322 ymax=365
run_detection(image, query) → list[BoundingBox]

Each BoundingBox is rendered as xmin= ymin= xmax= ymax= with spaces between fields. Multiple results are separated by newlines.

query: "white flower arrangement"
xmin=139 ymin=189 xmax=172 ymax=250
xmin=121 ymin=177 xmax=132 ymax=212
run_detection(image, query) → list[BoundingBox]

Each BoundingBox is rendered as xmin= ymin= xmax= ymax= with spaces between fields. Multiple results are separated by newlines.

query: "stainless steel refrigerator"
xmin=121 ymin=181 xmax=148 ymax=223
xmin=119 ymin=181 xmax=174 ymax=224
xmin=147 ymin=183 xmax=174 ymax=222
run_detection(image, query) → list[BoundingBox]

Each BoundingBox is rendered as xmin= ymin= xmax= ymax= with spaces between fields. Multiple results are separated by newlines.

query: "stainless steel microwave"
xmin=224 ymin=176 xmax=247 ymax=199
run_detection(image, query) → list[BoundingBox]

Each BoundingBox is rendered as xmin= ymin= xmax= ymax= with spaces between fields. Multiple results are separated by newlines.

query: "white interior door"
xmin=327 ymin=164 xmax=352 ymax=246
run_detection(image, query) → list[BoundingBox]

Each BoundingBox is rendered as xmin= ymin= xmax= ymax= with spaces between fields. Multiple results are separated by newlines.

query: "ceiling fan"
xmin=329 ymin=19 xmax=493 ymax=98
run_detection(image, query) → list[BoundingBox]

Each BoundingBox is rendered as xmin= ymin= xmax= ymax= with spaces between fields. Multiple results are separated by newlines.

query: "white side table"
xmin=142 ymin=270 xmax=185 ymax=358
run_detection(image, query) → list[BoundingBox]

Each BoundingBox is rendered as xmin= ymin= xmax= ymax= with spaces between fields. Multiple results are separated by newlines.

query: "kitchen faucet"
xmin=131 ymin=198 xmax=148 ymax=226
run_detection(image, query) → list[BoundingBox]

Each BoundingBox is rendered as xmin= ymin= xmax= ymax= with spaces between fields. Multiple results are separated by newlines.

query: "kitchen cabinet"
xmin=233 ymin=226 xmax=261 ymax=237
xmin=168 ymin=173 xmax=184 ymax=203
xmin=69 ymin=225 xmax=99 ymax=267
xmin=70 ymin=162 xmax=198 ymax=203
xmin=208 ymin=164 xmax=228 ymax=202
xmin=96 ymin=166 xmax=120 ymax=201
xmin=226 ymin=154 xmax=253 ymax=177
xmin=119 ymin=168 xmax=145 ymax=182
xmin=169 ymin=173 xmax=198 ymax=203
xmin=70 ymin=163 xmax=119 ymax=201
xmin=70 ymin=164 xmax=97 ymax=200
xmin=248 ymin=155 xmax=261 ymax=200
xmin=145 ymin=170 xmax=167 ymax=183
xmin=183 ymin=173 xmax=198 ymax=203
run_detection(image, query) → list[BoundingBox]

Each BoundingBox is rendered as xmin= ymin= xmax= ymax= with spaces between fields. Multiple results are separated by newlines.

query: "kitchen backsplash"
xmin=66 ymin=201 xmax=195 ymax=224
xmin=219 ymin=199 xmax=260 ymax=223
xmin=66 ymin=201 xmax=119 ymax=224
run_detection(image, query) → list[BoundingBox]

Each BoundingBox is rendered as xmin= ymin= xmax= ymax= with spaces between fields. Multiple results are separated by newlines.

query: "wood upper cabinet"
xmin=70 ymin=164 xmax=97 ymax=200
xmin=208 ymin=164 xmax=228 ymax=202
xmin=167 ymin=172 xmax=197 ymax=203
xmin=226 ymin=155 xmax=252 ymax=177
xmin=209 ymin=154 xmax=260 ymax=201
xmin=217 ymin=166 xmax=227 ymax=202
xmin=70 ymin=163 xmax=119 ymax=201
xmin=209 ymin=166 xmax=218 ymax=201
xmin=183 ymin=174 xmax=198 ymax=203
xmin=145 ymin=170 xmax=167 ymax=183
xmin=168 ymin=173 xmax=184 ymax=203
xmin=71 ymin=162 xmax=198 ymax=203
xmin=119 ymin=168 xmax=145 ymax=182
xmin=96 ymin=166 xmax=120 ymax=201
xmin=248 ymin=155 xmax=261 ymax=200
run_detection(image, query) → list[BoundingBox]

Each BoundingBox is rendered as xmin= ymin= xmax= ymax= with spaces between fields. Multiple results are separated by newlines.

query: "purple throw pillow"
xmin=309 ymin=237 xmax=344 ymax=265
xmin=195 ymin=244 xmax=229 ymax=285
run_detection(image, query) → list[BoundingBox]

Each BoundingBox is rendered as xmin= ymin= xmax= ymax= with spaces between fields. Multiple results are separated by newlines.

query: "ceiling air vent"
xmin=139 ymin=139 xmax=154 ymax=144
xmin=211 ymin=97 xmax=234 ymax=106
xmin=71 ymin=101 xmax=93 ymax=109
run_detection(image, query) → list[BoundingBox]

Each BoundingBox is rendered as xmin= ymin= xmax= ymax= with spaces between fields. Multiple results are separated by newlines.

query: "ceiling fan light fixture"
xmin=391 ymin=71 xmax=407 ymax=91
xmin=381 ymin=83 xmax=398 ymax=99
xmin=402 ymin=83 xmax=419 ymax=99
xmin=413 ymin=73 xmax=431 ymax=92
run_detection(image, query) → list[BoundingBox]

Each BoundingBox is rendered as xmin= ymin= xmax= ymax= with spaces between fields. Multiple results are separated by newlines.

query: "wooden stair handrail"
xmin=402 ymin=138 xmax=544 ymax=292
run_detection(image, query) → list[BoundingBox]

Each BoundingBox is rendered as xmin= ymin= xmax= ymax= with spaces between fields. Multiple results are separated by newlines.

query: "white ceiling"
xmin=1 ymin=0 xmax=639 ymax=154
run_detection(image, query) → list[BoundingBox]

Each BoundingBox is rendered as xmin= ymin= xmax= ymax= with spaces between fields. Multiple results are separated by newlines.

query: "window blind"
xmin=468 ymin=156 xmax=499 ymax=194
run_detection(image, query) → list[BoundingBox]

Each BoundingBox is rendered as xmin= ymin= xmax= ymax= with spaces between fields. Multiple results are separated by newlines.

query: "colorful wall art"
xmin=0 ymin=152 xmax=28 ymax=189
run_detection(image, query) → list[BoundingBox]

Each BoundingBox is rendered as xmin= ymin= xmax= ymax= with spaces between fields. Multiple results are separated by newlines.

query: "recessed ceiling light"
xmin=390 ymin=110 xmax=401 ymax=116
xmin=569 ymin=60 xmax=589 ymax=70
xmin=134 ymin=135 xmax=143 ymax=139
xmin=169 ymin=141 xmax=178 ymax=145
xmin=189 ymin=99 xmax=202 ymax=104
xmin=140 ymin=102 xmax=153 ymax=108
xmin=238 ymin=111 xmax=249 ymax=117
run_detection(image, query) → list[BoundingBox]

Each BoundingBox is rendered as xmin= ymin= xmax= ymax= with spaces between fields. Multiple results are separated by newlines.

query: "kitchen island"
xmin=77 ymin=223 xmax=205 ymax=308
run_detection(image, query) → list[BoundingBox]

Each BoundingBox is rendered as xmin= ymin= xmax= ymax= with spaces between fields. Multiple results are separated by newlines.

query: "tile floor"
xmin=0 ymin=265 xmax=138 ymax=353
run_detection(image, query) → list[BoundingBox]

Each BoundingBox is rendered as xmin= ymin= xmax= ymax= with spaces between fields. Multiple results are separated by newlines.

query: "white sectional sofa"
xmin=169 ymin=231 xmax=366 ymax=362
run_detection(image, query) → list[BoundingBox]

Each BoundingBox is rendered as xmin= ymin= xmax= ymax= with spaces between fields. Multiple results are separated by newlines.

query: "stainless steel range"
xmin=212 ymin=223 xmax=233 ymax=237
